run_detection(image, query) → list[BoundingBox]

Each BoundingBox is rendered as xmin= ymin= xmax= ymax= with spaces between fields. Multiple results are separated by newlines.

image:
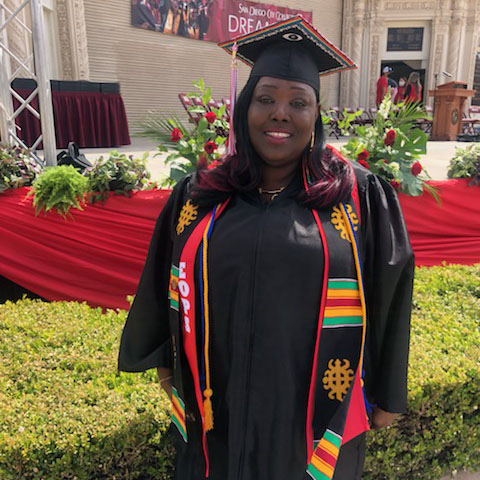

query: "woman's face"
xmin=247 ymin=76 xmax=319 ymax=170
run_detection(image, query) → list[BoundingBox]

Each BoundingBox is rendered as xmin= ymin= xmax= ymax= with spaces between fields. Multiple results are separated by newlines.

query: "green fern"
xmin=29 ymin=165 xmax=88 ymax=216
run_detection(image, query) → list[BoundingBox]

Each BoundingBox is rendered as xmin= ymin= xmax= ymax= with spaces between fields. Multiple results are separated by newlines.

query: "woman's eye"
xmin=292 ymin=100 xmax=307 ymax=108
xmin=257 ymin=96 xmax=273 ymax=104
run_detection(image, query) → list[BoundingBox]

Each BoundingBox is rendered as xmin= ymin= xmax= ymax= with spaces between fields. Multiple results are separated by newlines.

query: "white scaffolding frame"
xmin=0 ymin=0 xmax=56 ymax=166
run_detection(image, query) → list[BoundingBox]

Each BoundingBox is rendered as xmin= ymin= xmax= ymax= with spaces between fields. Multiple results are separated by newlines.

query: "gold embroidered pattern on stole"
xmin=322 ymin=358 xmax=355 ymax=402
xmin=331 ymin=204 xmax=358 ymax=243
xmin=176 ymin=200 xmax=199 ymax=235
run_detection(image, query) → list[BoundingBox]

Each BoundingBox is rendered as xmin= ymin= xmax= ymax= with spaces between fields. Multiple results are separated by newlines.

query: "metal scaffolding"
xmin=0 ymin=0 xmax=56 ymax=165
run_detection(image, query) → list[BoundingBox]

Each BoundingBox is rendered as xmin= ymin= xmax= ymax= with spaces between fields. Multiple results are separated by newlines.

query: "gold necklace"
xmin=258 ymin=186 xmax=286 ymax=200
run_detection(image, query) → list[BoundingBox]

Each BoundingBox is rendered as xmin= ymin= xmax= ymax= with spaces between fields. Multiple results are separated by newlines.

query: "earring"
xmin=310 ymin=132 xmax=315 ymax=150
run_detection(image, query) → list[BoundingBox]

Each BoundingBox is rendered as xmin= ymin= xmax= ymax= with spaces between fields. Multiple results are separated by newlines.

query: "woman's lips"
xmin=264 ymin=131 xmax=292 ymax=143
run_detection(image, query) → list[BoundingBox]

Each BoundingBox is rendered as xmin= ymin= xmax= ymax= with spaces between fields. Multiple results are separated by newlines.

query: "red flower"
xmin=205 ymin=112 xmax=217 ymax=124
xmin=384 ymin=129 xmax=397 ymax=146
xmin=358 ymin=159 xmax=370 ymax=169
xmin=358 ymin=149 xmax=370 ymax=161
xmin=205 ymin=141 xmax=218 ymax=154
xmin=170 ymin=128 xmax=183 ymax=142
xmin=411 ymin=161 xmax=423 ymax=176
xmin=391 ymin=180 xmax=401 ymax=189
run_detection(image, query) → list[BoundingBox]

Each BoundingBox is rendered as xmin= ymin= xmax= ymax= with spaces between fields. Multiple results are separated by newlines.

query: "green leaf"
xmin=169 ymin=166 xmax=188 ymax=183
xmin=217 ymin=104 xmax=226 ymax=118
xmin=188 ymin=106 xmax=207 ymax=114
xmin=202 ymin=88 xmax=212 ymax=107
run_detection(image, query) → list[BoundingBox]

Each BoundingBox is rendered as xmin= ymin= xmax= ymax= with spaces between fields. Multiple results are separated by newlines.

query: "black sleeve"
xmin=118 ymin=179 xmax=188 ymax=372
xmin=360 ymin=173 xmax=415 ymax=414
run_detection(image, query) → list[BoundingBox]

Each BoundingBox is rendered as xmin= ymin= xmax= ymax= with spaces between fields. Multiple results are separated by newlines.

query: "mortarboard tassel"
xmin=201 ymin=207 xmax=219 ymax=432
xmin=227 ymin=43 xmax=238 ymax=156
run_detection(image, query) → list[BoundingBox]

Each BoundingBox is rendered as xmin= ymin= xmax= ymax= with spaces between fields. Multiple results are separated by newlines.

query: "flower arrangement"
xmin=447 ymin=144 xmax=480 ymax=186
xmin=139 ymin=78 xmax=229 ymax=186
xmin=0 ymin=144 xmax=42 ymax=193
xmin=341 ymin=94 xmax=434 ymax=197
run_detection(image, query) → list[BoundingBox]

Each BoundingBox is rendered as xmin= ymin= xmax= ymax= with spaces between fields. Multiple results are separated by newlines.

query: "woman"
xmin=118 ymin=17 xmax=414 ymax=480
xmin=395 ymin=77 xmax=407 ymax=104
xmin=404 ymin=72 xmax=423 ymax=104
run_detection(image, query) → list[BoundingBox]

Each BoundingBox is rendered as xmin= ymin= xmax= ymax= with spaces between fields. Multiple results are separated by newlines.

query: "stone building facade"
xmin=3 ymin=0 xmax=480 ymax=130
xmin=341 ymin=0 xmax=480 ymax=109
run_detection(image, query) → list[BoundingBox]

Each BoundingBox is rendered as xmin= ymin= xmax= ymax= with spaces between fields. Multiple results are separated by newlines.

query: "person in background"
xmin=388 ymin=77 xmax=398 ymax=105
xmin=395 ymin=77 xmax=407 ymax=104
xmin=404 ymin=72 xmax=423 ymax=104
xmin=376 ymin=66 xmax=393 ymax=106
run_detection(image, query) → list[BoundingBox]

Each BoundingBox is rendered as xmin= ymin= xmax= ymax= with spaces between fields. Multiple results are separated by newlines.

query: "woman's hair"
xmin=407 ymin=72 xmax=420 ymax=85
xmin=191 ymin=76 xmax=354 ymax=209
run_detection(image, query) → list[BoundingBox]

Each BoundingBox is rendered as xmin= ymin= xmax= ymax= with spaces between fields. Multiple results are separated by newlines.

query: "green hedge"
xmin=364 ymin=264 xmax=480 ymax=479
xmin=1 ymin=264 xmax=479 ymax=479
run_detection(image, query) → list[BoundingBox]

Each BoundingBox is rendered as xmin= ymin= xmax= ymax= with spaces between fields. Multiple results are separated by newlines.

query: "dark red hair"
xmin=192 ymin=76 xmax=354 ymax=209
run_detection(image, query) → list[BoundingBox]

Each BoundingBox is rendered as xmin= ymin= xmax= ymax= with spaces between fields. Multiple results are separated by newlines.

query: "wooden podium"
xmin=429 ymin=81 xmax=475 ymax=140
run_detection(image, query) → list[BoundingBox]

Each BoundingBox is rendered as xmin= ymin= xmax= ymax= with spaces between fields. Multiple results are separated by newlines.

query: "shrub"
xmin=28 ymin=165 xmax=88 ymax=216
xmin=363 ymin=264 xmax=480 ymax=479
xmin=447 ymin=144 xmax=480 ymax=186
xmin=0 ymin=300 xmax=174 ymax=479
xmin=84 ymin=150 xmax=154 ymax=203
xmin=0 ymin=144 xmax=42 ymax=193
xmin=1 ymin=265 xmax=479 ymax=479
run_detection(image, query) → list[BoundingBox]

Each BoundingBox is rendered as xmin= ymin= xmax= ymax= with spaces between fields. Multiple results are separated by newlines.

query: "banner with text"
xmin=131 ymin=0 xmax=312 ymax=43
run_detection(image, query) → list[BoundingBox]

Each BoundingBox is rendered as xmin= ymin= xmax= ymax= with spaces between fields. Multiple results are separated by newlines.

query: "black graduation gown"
xmin=118 ymin=163 xmax=414 ymax=480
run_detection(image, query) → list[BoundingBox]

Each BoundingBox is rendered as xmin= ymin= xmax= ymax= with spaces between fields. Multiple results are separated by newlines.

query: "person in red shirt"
xmin=376 ymin=66 xmax=392 ymax=106
xmin=404 ymin=72 xmax=423 ymax=104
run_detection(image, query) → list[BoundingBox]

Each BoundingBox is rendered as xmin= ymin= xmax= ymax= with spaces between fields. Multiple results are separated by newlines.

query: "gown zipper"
xmin=236 ymin=201 xmax=269 ymax=480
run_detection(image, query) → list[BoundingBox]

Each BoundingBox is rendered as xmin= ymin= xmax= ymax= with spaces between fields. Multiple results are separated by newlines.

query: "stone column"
xmin=427 ymin=14 xmax=450 ymax=105
xmin=447 ymin=0 xmax=467 ymax=78
xmin=348 ymin=1 xmax=366 ymax=109
xmin=56 ymin=0 xmax=90 ymax=80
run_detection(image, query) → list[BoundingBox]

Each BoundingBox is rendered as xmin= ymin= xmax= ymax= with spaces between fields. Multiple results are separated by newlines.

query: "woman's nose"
xmin=270 ymin=101 xmax=290 ymax=122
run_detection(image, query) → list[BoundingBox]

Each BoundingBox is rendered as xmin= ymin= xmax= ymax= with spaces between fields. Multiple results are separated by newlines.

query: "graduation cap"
xmin=219 ymin=17 xmax=357 ymax=154
xmin=219 ymin=16 xmax=357 ymax=94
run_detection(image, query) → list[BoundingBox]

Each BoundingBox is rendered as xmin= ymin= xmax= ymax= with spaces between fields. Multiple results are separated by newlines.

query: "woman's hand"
xmin=371 ymin=407 xmax=400 ymax=429
xmin=157 ymin=367 xmax=173 ymax=398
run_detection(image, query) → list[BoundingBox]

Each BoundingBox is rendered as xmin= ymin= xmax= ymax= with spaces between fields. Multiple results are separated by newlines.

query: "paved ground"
xmin=440 ymin=473 xmax=480 ymax=480
xmin=80 ymin=135 xmax=470 ymax=183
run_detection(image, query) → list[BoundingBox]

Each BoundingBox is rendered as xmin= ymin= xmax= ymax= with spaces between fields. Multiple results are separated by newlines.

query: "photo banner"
xmin=131 ymin=0 xmax=312 ymax=43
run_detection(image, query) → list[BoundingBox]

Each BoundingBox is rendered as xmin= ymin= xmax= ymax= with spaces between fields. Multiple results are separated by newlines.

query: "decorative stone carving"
xmin=70 ymin=0 xmax=89 ymax=79
xmin=384 ymin=2 xmax=436 ymax=10
xmin=369 ymin=35 xmax=380 ymax=108
xmin=56 ymin=0 xmax=73 ymax=79
xmin=56 ymin=0 xmax=89 ymax=80
xmin=433 ymin=34 xmax=444 ymax=78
